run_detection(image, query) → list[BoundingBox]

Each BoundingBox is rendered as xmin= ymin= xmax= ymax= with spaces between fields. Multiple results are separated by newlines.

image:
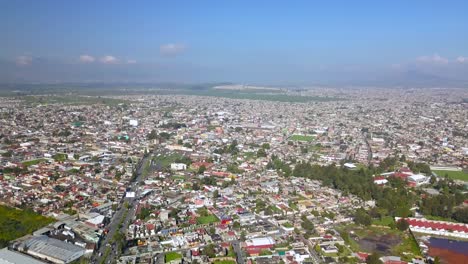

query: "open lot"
xmin=197 ymin=214 xmax=219 ymax=224
xmin=290 ymin=134 xmax=315 ymax=142
xmin=338 ymin=224 xmax=420 ymax=261
xmin=433 ymin=170 xmax=468 ymax=182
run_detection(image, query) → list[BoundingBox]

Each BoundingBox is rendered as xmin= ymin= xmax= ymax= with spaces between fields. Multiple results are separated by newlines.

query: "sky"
xmin=1 ymin=0 xmax=468 ymax=85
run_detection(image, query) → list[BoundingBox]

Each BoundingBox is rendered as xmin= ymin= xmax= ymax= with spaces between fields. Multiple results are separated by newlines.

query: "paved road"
xmin=232 ymin=240 xmax=245 ymax=264
xmin=91 ymin=154 xmax=152 ymax=264
xmin=299 ymin=235 xmax=322 ymax=264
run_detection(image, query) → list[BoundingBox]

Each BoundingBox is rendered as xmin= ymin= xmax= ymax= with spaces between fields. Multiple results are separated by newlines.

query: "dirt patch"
xmin=355 ymin=233 xmax=401 ymax=255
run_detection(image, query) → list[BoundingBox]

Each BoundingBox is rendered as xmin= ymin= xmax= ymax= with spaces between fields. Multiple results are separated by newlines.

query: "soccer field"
xmin=433 ymin=170 xmax=468 ymax=182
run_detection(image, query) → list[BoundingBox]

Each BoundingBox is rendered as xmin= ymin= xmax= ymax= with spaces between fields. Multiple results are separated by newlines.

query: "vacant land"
xmin=433 ymin=170 xmax=468 ymax=181
xmin=338 ymin=224 xmax=420 ymax=261
xmin=197 ymin=214 xmax=219 ymax=224
xmin=0 ymin=205 xmax=55 ymax=247
xmin=165 ymin=252 xmax=182 ymax=263
xmin=22 ymin=158 xmax=48 ymax=167
xmin=372 ymin=216 xmax=395 ymax=226
xmin=290 ymin=134 xmax=315 ymax=142
xmin=20 ymin=95 xmax=130 ymax=106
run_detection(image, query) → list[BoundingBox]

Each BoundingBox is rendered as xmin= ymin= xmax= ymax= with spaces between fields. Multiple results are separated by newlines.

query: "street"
xmin=91 ymin=153 xmax=152 ymax=264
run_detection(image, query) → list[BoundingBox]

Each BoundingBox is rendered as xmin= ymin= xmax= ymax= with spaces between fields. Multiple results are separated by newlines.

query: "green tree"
xmin=355 ymin=208 xmax=372 ymax=226
xmin=366 ymin=252 xmax=383 ymax=264
xmin=396 ymin=219 xmax=409 ymax=231
xmin=198 ymin=165 xmax=206 ymax=174
xmin=204 ymin=244 xmax=216 ymax=258
xmin=262 ymin=143 xmax=270 ymax=149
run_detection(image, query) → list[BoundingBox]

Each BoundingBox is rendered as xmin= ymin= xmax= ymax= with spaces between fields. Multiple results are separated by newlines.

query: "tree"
xmin=198 ymin=165 xmax=206 ymax=174
xmin=257 ymin=148 xmax=267 ymax=158
xmin=366 ymin=252 xmax=383 ymax=264
xmin=453 ymin=207 xmax=468 ymax=223
xmin=396 ymin=219 xmax=409 ymax=231
xmin=213 ymin=190 xmax=219 ymax=199
xmin=209 ymin=226 xmax=216 ymax=235
xmin=355 ymin=208 xmax=372 ymax=226
xmin=203 ymin=244 xmax=216 ymax=258
xmin=240 ymin=231 xmax=246 ymax=241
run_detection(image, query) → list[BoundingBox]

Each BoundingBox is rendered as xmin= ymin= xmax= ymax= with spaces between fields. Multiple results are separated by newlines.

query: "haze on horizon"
xmin=1 ymin=0 xmax=468 ymax=86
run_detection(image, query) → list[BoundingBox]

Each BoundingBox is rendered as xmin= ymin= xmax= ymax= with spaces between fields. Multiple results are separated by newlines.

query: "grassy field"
xmin=22 ymin=159 xmax=48 ymax=167
xmin=338 ymin=224 xmax=420 ymax=261
xmin=20 ymin=95 xmax=130 ymax=106
xmin=423 ymin=215 xmax=459 ymax=223
xmin=153 ymin=153 xmax=189 ymax=169
xmin=165 ymin=252 xmax=182 ymax=263
xmin=197 ymin=214 xmax=219 ymax=224
xmin=0 ymin=205 xmax=55 ymax=247
xmin=433 ymin=170 xmax=468 ymax=181
xmin=213 ymin=260 xmax=236 ymax=264
xmin=166 ymin=89 xmax=342 ymax=103
xmin=372 ymin=216 xmax=395 ymax=226
xmin=290 ymin=134 xmax=315 ymax=142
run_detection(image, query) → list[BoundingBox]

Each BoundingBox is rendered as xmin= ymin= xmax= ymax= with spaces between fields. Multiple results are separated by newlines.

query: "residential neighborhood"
xmin=0 ymin=87 xmax=467 ymax=264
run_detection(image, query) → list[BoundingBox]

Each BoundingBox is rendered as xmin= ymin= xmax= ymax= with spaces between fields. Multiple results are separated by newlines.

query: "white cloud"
xmin=127 ymin=59 xmax=137 ymax=64
xmin=160 ymin=43 xmax=186 ymax=56
xmin=79 ymin=54 xmax=95 ymax=63
xmin=456 ymin=56 xmax=467 ymax=63
xmin=416 ymin=54 xmax=449 ymax=64
xmin=16 ymin=55 xmax=32 ymax=66
xmin=100 ymin=55 xmax=118 ymax=64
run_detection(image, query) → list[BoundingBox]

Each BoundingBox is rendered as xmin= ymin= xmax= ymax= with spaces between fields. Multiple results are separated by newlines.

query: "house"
xmin=170 ymin=163 xmax=187 ymax=171
xmin=373 ymin=176 xmax=388 ymax=185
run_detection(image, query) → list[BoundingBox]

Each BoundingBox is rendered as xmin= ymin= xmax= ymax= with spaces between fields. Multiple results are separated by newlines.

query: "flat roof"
xmin=18 ymin=236 xmax=85 ymax=263
xmin=0 ymin=248 xmax=47 ymax=264
xmin=247 ymin=236 xmax=275 ymax=247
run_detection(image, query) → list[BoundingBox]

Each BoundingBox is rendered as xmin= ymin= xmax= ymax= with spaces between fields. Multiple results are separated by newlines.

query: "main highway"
xmin=91 ymin=153 xmax=152 ymax=264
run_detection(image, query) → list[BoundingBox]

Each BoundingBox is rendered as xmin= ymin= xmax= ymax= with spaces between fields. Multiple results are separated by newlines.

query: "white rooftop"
xmin=246 ymin=236 xmax=275 ymax=247
xmin=0 ymin=247 xmax=47 ymax=264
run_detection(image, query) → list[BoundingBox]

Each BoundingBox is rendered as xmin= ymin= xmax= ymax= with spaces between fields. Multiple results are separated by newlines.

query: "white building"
xmin=129 ymin=119 xmax=138 ymax=127
xmin=170 ymin=163 xmax=187 ymax=171
xmin=407 ymin=174 xmax=430 ymax=186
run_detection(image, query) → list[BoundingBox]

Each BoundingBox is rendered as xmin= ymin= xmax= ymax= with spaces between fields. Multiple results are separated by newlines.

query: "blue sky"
xmin=1 ymin=0 xmax=468 ymax=85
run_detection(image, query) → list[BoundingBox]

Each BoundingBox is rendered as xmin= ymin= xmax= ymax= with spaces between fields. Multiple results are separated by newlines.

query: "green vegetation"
xmin=338 ymin=224 xmax=420 ymax=261
xmin=372 ymin=216 xmax=394 ymax=226
xmin=260 ymin=249 xmax=273 ymax=256
xmin=213 ymin=260 xmax=236 ymax=264
xmin=227 ymin=246 xmax=236 ymax=257
xmin=162 ymin=89 xmax=342 ymax=103
xmin=288 ymin=200 xmax=299 ymax=211
xmin=290 ymin=134 xmax=315 ymax=142
xmin=423 ymin=215 xmax=459 ymax=223
xmin=197 ymin=214 xmax=219 ymax=224
xmin=0 ymin=205 xmax=55 ymax=247
xmin=433 ymin=170 xmax=468 ymax=181
xmin=153 ymin=153 xmax=191 ymax=169
xmin=53 ymin=153 xmax=68 ymax=162
xmin=165 ymin=252 xmax=182 ymax=263
xmin=22 ymin=158 xmax=47 ymax=167
xmin=20 ymin=95 xmax=130 ymax=106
